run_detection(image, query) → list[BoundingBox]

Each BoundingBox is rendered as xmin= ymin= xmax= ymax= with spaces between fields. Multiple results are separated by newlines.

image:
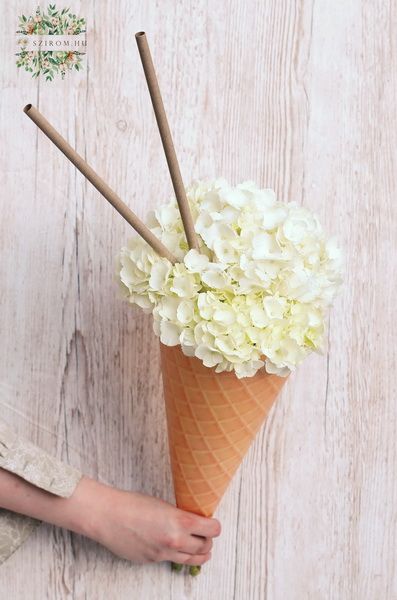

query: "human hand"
xmin=71 ymin=477 xmax=222 ymax=567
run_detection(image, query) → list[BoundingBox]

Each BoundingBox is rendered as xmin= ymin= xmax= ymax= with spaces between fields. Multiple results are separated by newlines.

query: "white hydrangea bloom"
xmin=116 ymin=179 xmax=343 ymax=378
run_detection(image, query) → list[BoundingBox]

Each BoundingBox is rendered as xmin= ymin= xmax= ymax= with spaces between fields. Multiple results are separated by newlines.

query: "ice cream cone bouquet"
xmin=117 ymin=177 xmax=343 ymax=576
xmin=24 ymin=32 xmax=343 ymax=576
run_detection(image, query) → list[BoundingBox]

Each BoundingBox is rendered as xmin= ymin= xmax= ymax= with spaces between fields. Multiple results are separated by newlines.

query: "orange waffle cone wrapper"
xmin=160 ymin=343 xmax=288 ymax=517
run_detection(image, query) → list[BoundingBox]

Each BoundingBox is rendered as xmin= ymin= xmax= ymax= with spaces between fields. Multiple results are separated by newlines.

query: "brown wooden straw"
xmin=135 ymin=32 xmax=199 ymax=251
xmin=23 ymin=104 xmax=177 ymax=264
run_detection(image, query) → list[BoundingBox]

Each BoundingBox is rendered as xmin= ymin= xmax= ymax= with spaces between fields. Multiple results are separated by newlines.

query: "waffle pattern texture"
xmin=160 ymin=343 xmax=287 ymax=517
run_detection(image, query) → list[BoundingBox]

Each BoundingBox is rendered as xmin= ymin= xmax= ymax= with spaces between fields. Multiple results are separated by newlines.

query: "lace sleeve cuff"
xmin=0 ymin=420 xmax=82 ymax=498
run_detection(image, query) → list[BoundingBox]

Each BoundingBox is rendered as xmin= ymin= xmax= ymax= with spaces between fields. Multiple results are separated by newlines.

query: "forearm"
xmin=0 ymin=467 xmax=98 ymax=537
xmin=0 ymin=468 xmax=219 ymax=569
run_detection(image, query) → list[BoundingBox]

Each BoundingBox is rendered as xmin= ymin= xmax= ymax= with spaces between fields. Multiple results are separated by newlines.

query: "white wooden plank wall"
xmin=0 ymin=1 xmax=396 ymax=598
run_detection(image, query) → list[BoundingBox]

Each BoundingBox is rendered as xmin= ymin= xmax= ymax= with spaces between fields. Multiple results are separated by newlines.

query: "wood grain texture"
xmin=1 ymin=0 xmax=396 ymax=598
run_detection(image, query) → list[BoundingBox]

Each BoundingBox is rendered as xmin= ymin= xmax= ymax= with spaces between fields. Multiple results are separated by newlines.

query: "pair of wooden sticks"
xmin=23 ymin=32 xmax=199 ymax=264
